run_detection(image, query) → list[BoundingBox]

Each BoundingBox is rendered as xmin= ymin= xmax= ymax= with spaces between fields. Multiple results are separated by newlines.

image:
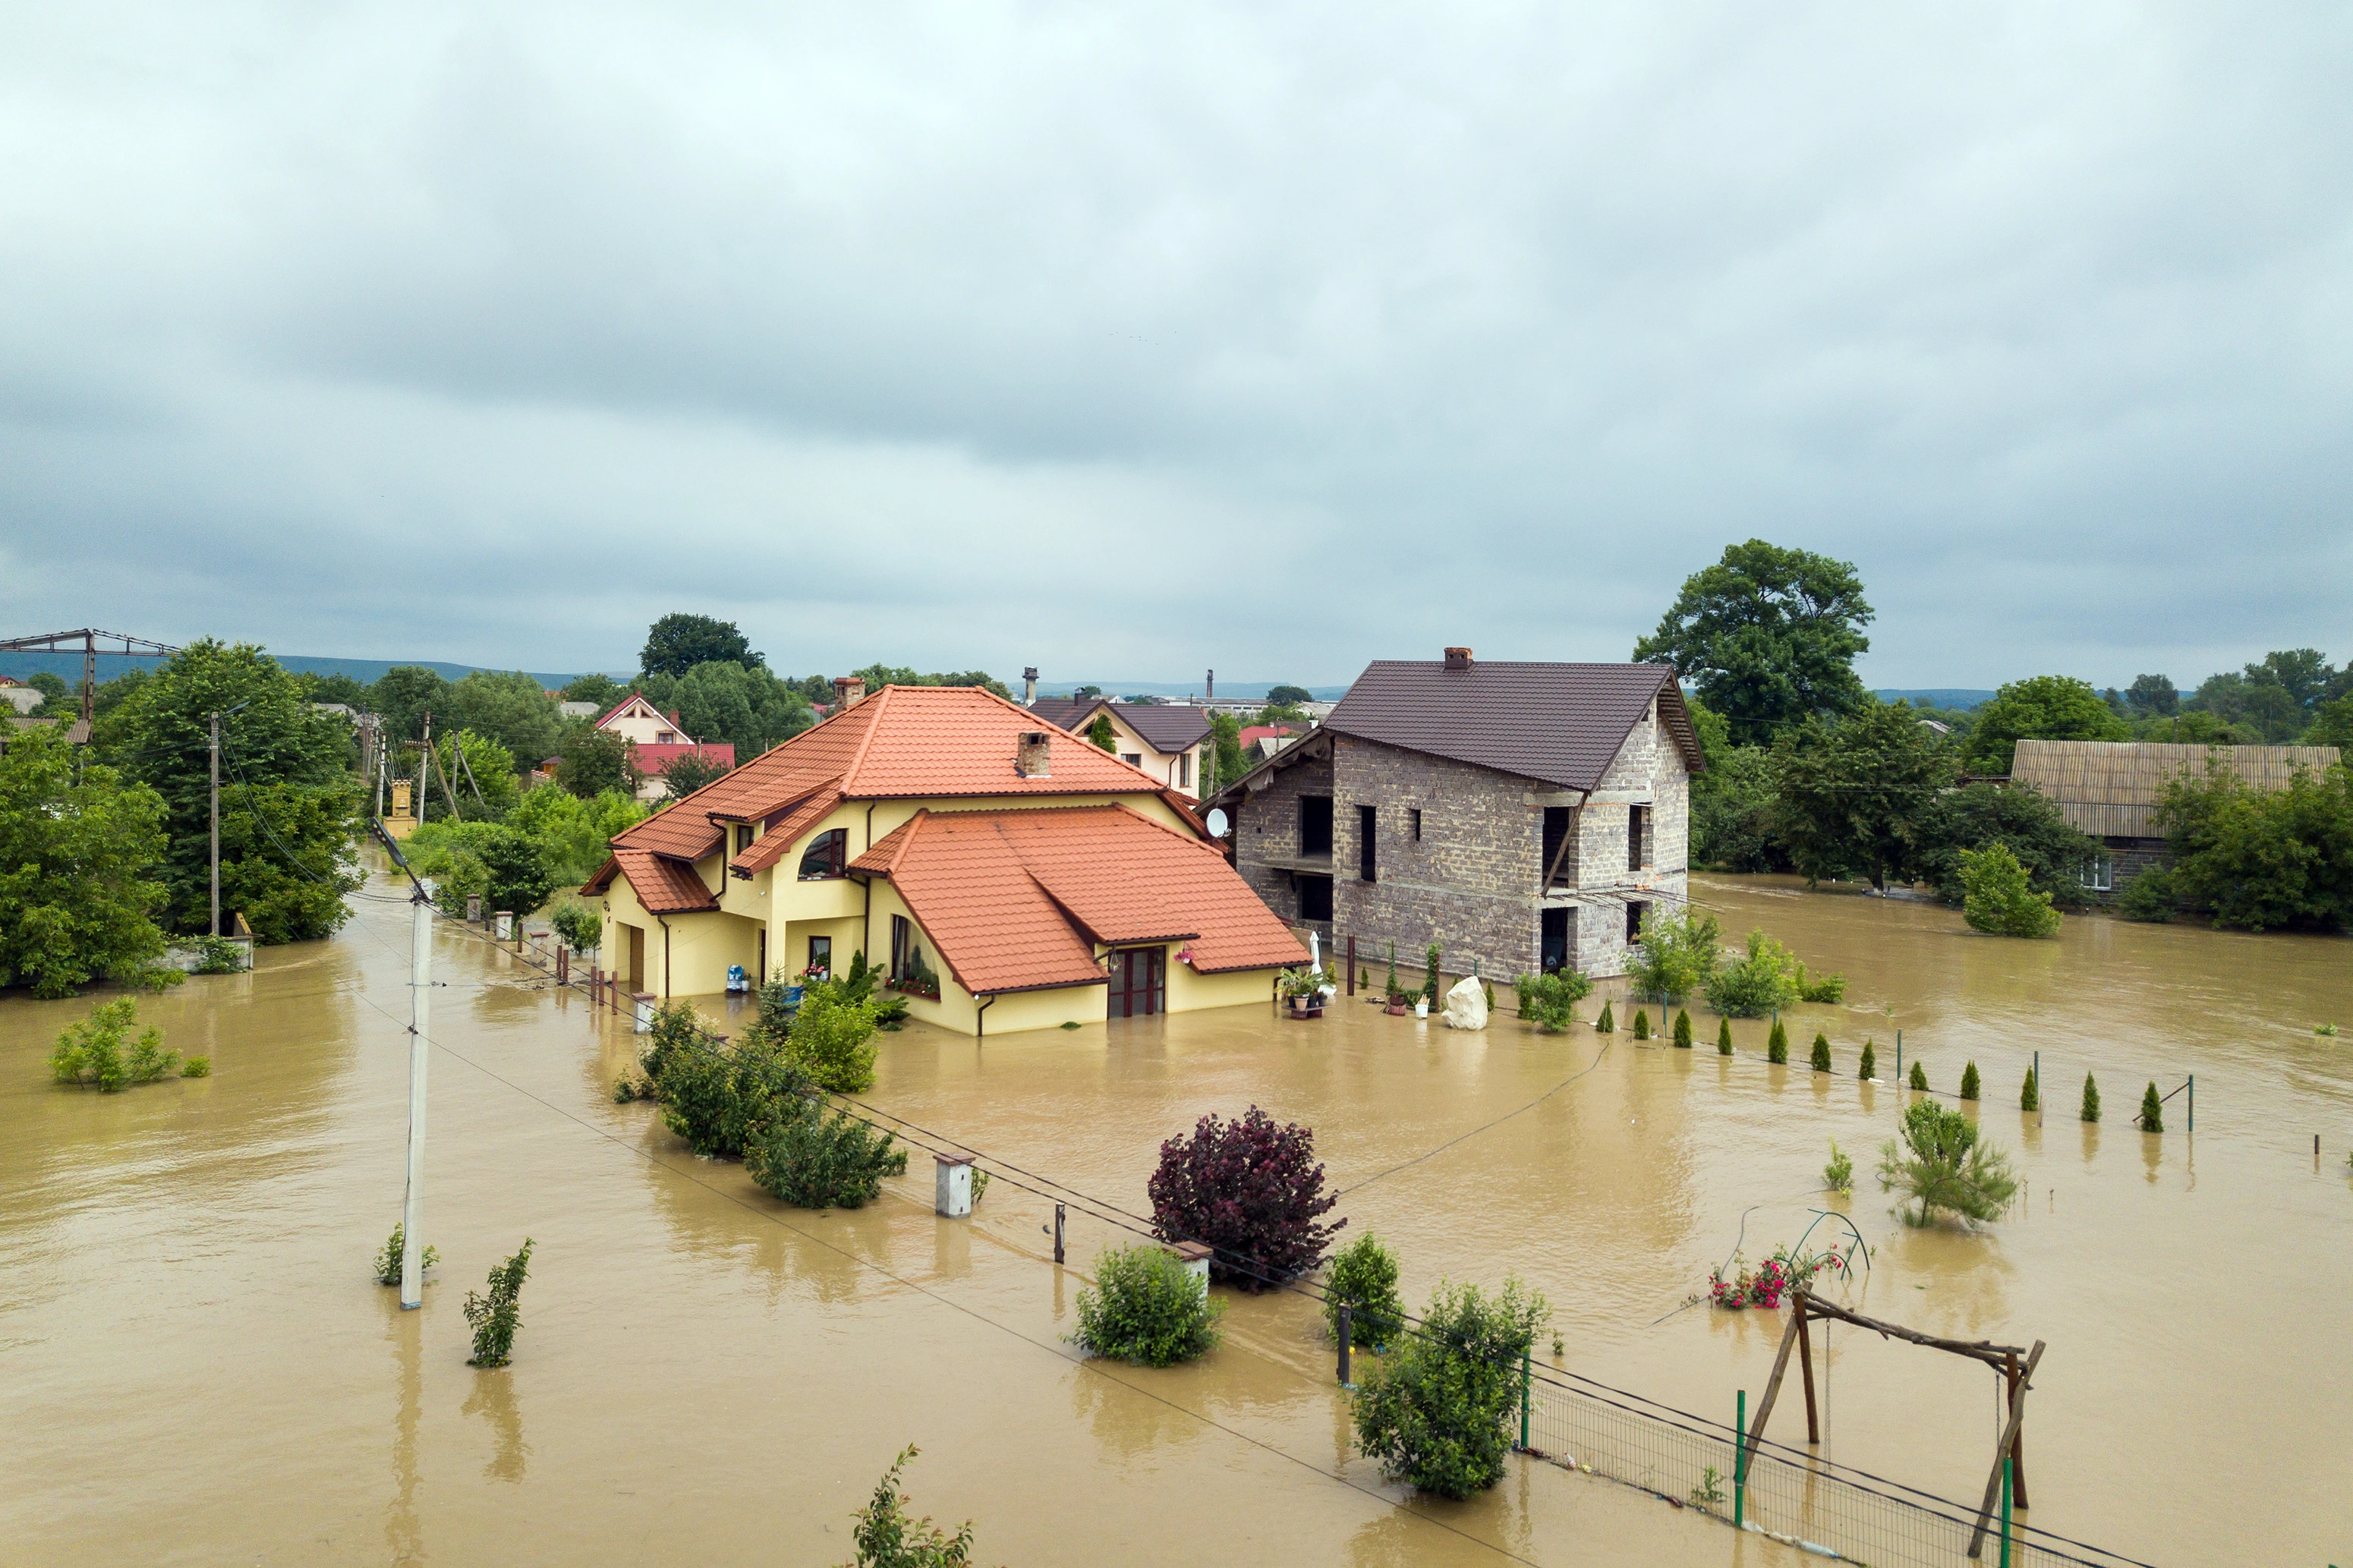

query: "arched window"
xmin=797 ymin=828 xmax=849 ymax=880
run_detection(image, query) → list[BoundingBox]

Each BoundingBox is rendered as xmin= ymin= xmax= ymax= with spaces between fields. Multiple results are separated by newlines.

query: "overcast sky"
xmin=4 ymin=5 xmax=2347 ymax=689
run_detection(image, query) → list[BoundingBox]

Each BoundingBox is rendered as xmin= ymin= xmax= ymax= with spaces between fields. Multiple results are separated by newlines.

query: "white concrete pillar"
xmin=1169 ymin=1240 xmax=1212 ymax=1288
xmin=934 ymin=1154 xmax=974 ymax=1217
xmin=631 ymin=991 xmax=656 ymax=1033
xmin=494 ymin=912 xmax=513 ymax=940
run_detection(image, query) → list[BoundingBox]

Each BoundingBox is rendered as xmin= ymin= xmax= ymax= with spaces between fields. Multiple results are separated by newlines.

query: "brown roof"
xmin=2011 ymin=739 xmax=2342 ymax=837
xmin=1306 ymin=659 xmax=1699 ymax=792
xmin=1028 ymin=697 xmax=1213 ymax=754
xmin=850 ymin=804 xmax=1307 ymax=994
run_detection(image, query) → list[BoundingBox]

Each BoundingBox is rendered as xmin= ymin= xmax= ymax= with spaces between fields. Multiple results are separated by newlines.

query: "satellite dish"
xmin=1205 ymin=808 xmax=1230 ymax=836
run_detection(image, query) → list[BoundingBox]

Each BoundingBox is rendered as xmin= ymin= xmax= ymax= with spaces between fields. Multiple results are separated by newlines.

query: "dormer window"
xmin=734 ymin=824 xmax=754 ymax=855
xmin=798 ymin=828 xmax=849 ymax=880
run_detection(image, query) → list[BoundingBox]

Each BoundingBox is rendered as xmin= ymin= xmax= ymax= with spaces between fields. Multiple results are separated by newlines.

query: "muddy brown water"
xmin=3 ymin=870 xmax=2347 ymax=1565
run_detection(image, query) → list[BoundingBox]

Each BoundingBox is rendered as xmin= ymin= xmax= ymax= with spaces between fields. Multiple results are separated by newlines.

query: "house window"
xmin=1297 ymin=873 xmax=1334 ymax=922
xmin=890 ymin=914 xmax=912 ymax=980
xmin=1542 ymin=806 xmax=1575 ymax=887
xmin=2081 ymin=856 xmax=2113 ymax=893
xmin=657 ymin=730 xmax=676 ymax=744
xmin=1410 ymin=808 xmax=1422 ymax=842
xmin=1629 ymin=805 xmax=1650 ymax=871
xmin=1300 ymin=795 xmax=1334 ymax=855
xmin=1122 ymin=753 xmax=1144 ymax=769
xmin=797 ymin=828 xmax=849 ymax=880
xmin=1625 ymin=900 xmax=1647 ymax=945
xmin=1358 ymin=804 xmax=1377 ymax=882
xmin=1176 ymin=751 xmax=1190 ymax=789
xmin=806 ymin=934 xmax=832 ymax=979
xmin=734 ymin=824 xmax=754 ymax=855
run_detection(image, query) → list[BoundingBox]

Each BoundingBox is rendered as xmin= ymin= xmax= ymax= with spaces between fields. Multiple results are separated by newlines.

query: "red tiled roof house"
xmin=581 ymin=685 xmax=1307 ymax=1034
xmin=594 ymin=692 xmax=736 ymax=801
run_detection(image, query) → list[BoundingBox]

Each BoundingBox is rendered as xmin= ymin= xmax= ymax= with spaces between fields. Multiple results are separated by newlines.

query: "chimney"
xmin=834 ymin=675 xmax=866 ymax=707
xmin=1022 ymin=666 xmax=1038 ymax=706
xmin=1015 ymin=730 xmax=1052 ymax=779
xmin=1206 ymin=668 xmax=1214 ymax=701
xmin=1444 ymin=647 xmax=1473 ymax=672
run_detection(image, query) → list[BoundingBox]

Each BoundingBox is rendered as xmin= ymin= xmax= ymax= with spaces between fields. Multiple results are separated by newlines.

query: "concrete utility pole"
xmin=400 ymin=889 xmax=432 ymax=1308
xmin=209 ymin=711 xmax=222 ymax=937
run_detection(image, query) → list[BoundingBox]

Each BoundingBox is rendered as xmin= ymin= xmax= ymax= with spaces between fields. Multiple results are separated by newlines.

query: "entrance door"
xmin=1110 ymin=948 xmax=1166 ymax=1018
xmin=1540 ymin=907 xmax=1570 ymax=974
xmin=625 ymin=924 xmax=645 ymax=990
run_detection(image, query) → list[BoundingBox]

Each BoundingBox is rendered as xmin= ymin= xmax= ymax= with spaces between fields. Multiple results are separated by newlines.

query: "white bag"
xmin=1443 ymin=974 xmax=1488 ymax=1031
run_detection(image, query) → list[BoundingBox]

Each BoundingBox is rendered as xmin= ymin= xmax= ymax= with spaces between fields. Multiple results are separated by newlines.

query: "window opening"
xmin=1410 ymin=807 xmax=1422 ymax=842
xmin=1625 ymin=900 xmax=1647 ymax=945
xmin=1300 ymin=795 xmax=1334 ymax=856
xmin=1358 ymin=804 xmax=1378 ymax=882
xmin=798 ymin=828 xmax=849 ymax=880
xmin=734 ymin=823 xmax=754 ymax=855
xmin=1629 ymin=805 xmax=1649 ymax=871
xmin=806 ymin=934 xmax=833 ymax=979
xmin=1298 ymin=873 xmax=1334 ymax=922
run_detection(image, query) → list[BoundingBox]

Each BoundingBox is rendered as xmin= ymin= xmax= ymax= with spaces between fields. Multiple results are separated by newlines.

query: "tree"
xmin=1876 ymin=1100 xmax=2019 ymax=1226
xmin=1627 ymin=908 xmax=1721 ymax=1001
xmin=1071 ymin=1245 xmax=1224 ymax=1366
xmin=474 ymin=825 xmax=559 ymax=918
xmin=1265 ymin=684 xmax=1314 ymax=706
xmin=849 ymin=663 xmax=1011 ymax=700
xmin=560 ymin=672 xmax=628 ymax=710
xmin=1351 ymin=1277 xmax=1550 ymax=1498
xmin=1633 ymin=540 xmax=1873 ymax=745
xmin=1325 ymin=1232 xmax=1405 ymax=1347
xmin=299 ymin=671 xmax=372 ymax=709
xmin=439 ymin=729 xmax=520 ymax=817
xmin=1958 ymin=843 xmax=2062 ymax=937
xmin=1085 ymin=714 xmax=1118 ymax=753
xmin=1963 ymin=676 xmax=2129 ymax=774
xmin=508 ymin=784 xmax=646 ymax=883
xmin=2249 ymin=649 xmax=2337 ymax=714
xmin=2185 ymin=671 xmax=2304 ymax=744
xmin=2124 ymin=674 xmax=2179 ymax=718
xmin=2153 ymin=757 xmax=2353 ymax=931
xmin=23 ymin=670 xmax=71 ymax=715
xmin=556 ymin=727 xmax=641 ymax=800
xmin=641 ymin=613 xmax=760 ymax=678
xmin=1690 ymin=743 xmax=1785 ymax=871
xmin=1771 ymin=700 xmax=1954 ymax=890
xmin=463 ymin=1239 xmax=534 ymax=1367
xmin=1912 ymin=781 xmax=2100 ymax=906
xmin=2308 ymin=696 xmax=2353 ymax=752
xmin=1703 ymin=928 xmax=1803 ymax=1017
xmin=2137 ymin=1082 xmax=2164 ymax=1132
xmin=0 ymin=726 xmax=172 ymax=996
xmin=51 ymin=998 xmax=178 ymax=1089
xmin=1148 ymin=1107 xmax=1340 ymax=1289
xmin=659 ymin=750 xmax=734 ymax=802
xmin=367 ymin=666 xmax=451 ymax=744
xmin=102 ymin=640 xmax=356 ymax=939
xmin=1205 ymin=710 xmax=1243 ymax=792
xmin=219 ymin=779 xmax=366 ymax=941
xmin=438 ymin=670 xmax=562 ymax=770
xmin=635 ymin=661 xmax=814 ymax=757
xmin=746 ymin=1099 xmax=908 ymax=1209
xmin=778 ymin=981 xmax=880 ymax=1092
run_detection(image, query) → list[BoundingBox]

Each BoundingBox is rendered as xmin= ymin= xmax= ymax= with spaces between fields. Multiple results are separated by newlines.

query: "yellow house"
xmin=1025 ymin=696 xmax=1213 ymax=798
xmin=581 ymin=685 xmax=1306 ymax=1035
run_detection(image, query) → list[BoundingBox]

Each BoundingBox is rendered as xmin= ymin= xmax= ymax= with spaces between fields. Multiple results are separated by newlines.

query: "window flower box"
xmin=892 ymin=974 xmax=941 ymax=1001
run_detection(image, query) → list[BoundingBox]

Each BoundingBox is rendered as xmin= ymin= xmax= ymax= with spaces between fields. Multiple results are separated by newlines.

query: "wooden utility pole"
xmin=209 ymin=711 xmax=222 ymax=937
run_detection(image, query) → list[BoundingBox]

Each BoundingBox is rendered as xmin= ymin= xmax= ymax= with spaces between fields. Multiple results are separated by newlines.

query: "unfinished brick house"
xmin=1206 ymin=649 xmax=1703 ymax=981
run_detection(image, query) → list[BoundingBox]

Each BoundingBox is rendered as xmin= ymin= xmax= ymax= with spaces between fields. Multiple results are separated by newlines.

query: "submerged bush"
xmin=1595 ymin=1000 xmax=1615 ymax=1034
xmin=464 ymin=1239 xmax=534 ymax=1367
xmin=1959 ymin=843 xmax=2062 ymax=938
xmin=1673 ymin=1009 xmax=1693 ymax=1048
xmin=2081 ymin=1072 xmax=2101 ymax=1124
xmin=1514 ymin=971 xmax=1590 ymax=1033
xmin=550 ymin=900 xmax=602 ymax=955
xmin=180 ymin=1055 xmax=211 ymax=1078
xmin=1705 ymin=929 xmax=1805 ymax=1018
xmin=1717 ymin=1017 xmax=1734 ymax=1055
xmin=1627 ymin=908 xmax=1723 ymax=1003
xmin=1810 ymin=1033 xmax=1832 ymax=1073
xmin=1352 ymin=1277 xmax=1550 ymax=1500
xmin=191 ymin=934 xmax=247 ymax=974
xmin=1632 ymin=1009 xmax=1652 ymax=1041
xmin=2117 ymin=864 xmax=2178 ymax=923
xmin=1796 ymin=965 xmax=1847 ymax=1004
xmin=746 ymin=1100 xmax=909 ymax=1210
xmin=1767 ymin=1018 xmax=1789 ymax=1065
xmin=1823 ymin=1141 xmax=1854 ymax=1193
xmin=373 ymin=1223 xmax=439 ymax=1285
xmin=2021 ymin=1067 xmax=2040 ymax=1111
xmin=2137 ymin=1082 xmax=2164 ymax=1132
xmin=1072 ymin=1245 xmax=1223 ymax=1366
xmin=1877 ymin=1102 xmax=2018 ymax=1226
xmin=1859 ymin=1039 xmax=1876 ymax=1080
xmin=779 ymin=981 xmax=880 ymax=1094
xmin=1325 ymin=1232 xmax=1405 ymax=1348
xmin=843 ymin=1445 xmax=978 ymax=1568
xmin=1148 ymin=1107 xmax=1340 ymax=1289
xmin=1909 ymin=1061 xmax=1929 ymax=1091
xmin=1960 ymin=1061 xmax=1982 ymax=1100
xmin=643 ymin=1003 xmax=811 ymax=1158
xmin=51 ymin=1000 xmax=177 ymax=1091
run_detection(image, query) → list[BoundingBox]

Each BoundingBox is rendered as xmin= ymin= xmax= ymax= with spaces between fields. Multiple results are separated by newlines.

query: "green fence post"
xmin=1734 ymin=1389 xmax=1746 ymax=1529
xmin=1520 ymin=1349 xmax=1531 ymax=1450
xmin=2188 ymin=1073 xmax=2194 ymax=1132
xmin=1999 ymin=1453 xmax=2012 ymax=1568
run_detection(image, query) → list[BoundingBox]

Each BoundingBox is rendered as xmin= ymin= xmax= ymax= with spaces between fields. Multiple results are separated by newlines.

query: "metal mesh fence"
xmin=1520 ymin=1371 xmax=2148 ymax=1568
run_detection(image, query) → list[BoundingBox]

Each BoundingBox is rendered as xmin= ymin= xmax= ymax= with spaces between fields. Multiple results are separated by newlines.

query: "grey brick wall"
xmin=1232 ymin=748 xmax=1334 ymax=930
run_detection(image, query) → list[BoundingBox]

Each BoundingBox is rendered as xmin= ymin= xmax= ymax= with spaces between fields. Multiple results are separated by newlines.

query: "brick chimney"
xmin=833 ymin=675 xmax=866 ymax=707
xmin=1015 ymin=730 xmax=1052 ymax=778
xmin=1444 ymin=647 xmax=1473 ymax=672
xmin=1022 ymin=666 xmax=1038 ymax=706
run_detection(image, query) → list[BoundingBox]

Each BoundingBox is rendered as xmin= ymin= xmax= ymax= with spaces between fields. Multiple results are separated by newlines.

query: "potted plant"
xmin=1277 ymin=966 xmax=1328 ymax=1019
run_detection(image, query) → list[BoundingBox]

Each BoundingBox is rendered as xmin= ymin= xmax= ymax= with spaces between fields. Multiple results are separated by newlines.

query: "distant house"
xmin=579 ymin=685 xmax=1302 ymax=1029
xmin=2 ymin=716 xmax=89 ymax=751
xmin=2010 ymin=739 xmax=2342 ymax=896
xmin=1237 ymin=723 xmax=1312 ymax=763
xmin=1207 ymin=648 xmax=1702 ymax=981
xmin=557 ymin=700 xmax=602 ymax=720
xmin=594 ymin=693 xmax=736 ymax=801
xmin=0 ymin=678 xmax=43 ymax=716
xmin=1027 ymin=696 xmax=1214 ymax=798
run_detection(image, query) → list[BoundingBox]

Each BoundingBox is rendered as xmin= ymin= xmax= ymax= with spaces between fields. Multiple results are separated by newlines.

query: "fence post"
xmin=2188 ymin=1074 xmax=2194 ymax=1132
xmin=1999 ymin=1453 xmax=2012 ymax=1568
xmin=1519 ymin=1349 xmax=1531 ymax=1451
xmin=1053 ymin=1203 xmax=1065 ymax=1265
xmin=1734 ymin=1389 xmax=1746 ymax=1529
xmin=1347 ymin=935 xmax=1356 ymax=996
xmin=1337 ymin=1306 xmax=1352 ymax=1387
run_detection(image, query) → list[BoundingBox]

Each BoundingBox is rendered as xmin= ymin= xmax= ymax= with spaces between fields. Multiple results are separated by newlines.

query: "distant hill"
xmin=1876 ymin=688 xmax=1995 ymax=711
xmin=0 ymin=650 xmax=600 ymax=689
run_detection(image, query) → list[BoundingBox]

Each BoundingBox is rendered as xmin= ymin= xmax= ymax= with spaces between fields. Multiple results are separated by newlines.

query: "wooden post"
xmin=1745 ymin=1303 xmax=1804 ymax=1471
xmin=2005 ymin=1352 xmax=2030 ymax=1507
xmin=1967 ymin=1341 xmax=2043 ymax=1559
xmin=1795 ymin=1298 xmax=1820 ymax=1444
xmin=556 ymin=946 xmax=569 ymax=986
xmin=1346 ymin=934 xmax=1356 ymax=996
xmin=1053 ymin=1203 xmax=1065 ymax=1265
xmin=1337 ymin=1305 xmax=1353 ymax=1386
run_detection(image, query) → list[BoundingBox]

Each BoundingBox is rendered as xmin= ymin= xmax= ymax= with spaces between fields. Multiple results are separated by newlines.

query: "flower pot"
xmin=1384 ymin=1000 xmax=1410 ymax=1015
xmin=1286 ymin=998 xmax=1323 ymax=1019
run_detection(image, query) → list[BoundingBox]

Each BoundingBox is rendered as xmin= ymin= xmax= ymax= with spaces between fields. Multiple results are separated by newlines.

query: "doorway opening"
xmin=1110 ymin=947 xmax=1166 ymax=1018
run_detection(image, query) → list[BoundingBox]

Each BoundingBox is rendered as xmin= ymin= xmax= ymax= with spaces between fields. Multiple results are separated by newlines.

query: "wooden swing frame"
xmin=1740 ymin=1288 xmax=2046 ymax=1560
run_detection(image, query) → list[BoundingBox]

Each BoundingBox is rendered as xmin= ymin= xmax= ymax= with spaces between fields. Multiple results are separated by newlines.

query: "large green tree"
xmin=367 ymin=666 xmax=450 ymax=743
xmin=2154 ymin=759 xmax=2353 ymax=931
xmin=2123 ymin=673 xmax=2179 ymax=718
xmin=1772 ymin=699 xmax=1955 ymax=891
xmin=1962 ymin=675 xmax=2130 ymax=773
xmin=102 ymin=640 xmax=358 ymax=939
xmin=1911 ymin=781 xmax=2099 ymax=905
xmin=556 ymin=727 xmax=641 ymax=799
xmin=438 ymin=670 xmax=562 ymax=769
xmin=641 ymin=614 xmax=761 ymax=678
xmin=219 ymin=780 xmax=366 ymax=942
xmin=1633 ymin=540 xmax=1873 ymax=745
xmin=635 ymin=661 xmax=813 ymax=757
xmin=560 ymin=672 xmax=628 ymax=710
xmin=849 ymin=663 xmax=1013 ymax=700
xmin=0 ymin=726 xmax=172 ymax=996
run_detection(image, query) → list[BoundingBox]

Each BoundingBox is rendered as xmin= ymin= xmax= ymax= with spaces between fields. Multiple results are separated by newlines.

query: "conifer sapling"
xmin=1632 ymin=1009 xmax=1651 ymax=1041
xmin=1909 ymin=1061 xmax=1929 ymax=1091
xmin=1960 ymin=1061 xmax=1981 ymax=1101
xmin=1767 ymin=1018 xmax=1788 ymax=1064
xmin=1595 ymin=1000 xmax=1614 ymax=1034
xmin=1717 ymin=1017 xmax=1734 ymax=1055
xmin=2137 ymin=1081 xmax=2163 ymax=1132
xmin=2021 ymin=1067 xmax=2040 ymax=1111
xmin=1859 ymin=1039 xmax=1876 ymax=1080
xmin=1674 ymin=1009 xmax=1693 ymax=1048
xmin=2081 ymin=1072 xmax=2100 ymax=1123
xmin=1810 ymin=1032 xmax=1832 ymax=1073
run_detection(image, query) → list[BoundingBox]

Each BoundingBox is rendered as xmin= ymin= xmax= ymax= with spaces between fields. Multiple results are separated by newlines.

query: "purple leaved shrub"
xmin=1148 ymin=1106 xmax=1342 ymax=1291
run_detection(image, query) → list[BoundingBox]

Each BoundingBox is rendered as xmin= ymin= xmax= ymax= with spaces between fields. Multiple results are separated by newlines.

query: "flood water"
xmin=3 ymin=868 xmax=2348 ymax=1565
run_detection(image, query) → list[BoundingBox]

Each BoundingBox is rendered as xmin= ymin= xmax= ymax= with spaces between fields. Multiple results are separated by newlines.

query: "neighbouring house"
xmin=2 ymin=715 xmax=90 ymax=752
xmin=594 ymin=692 xmax=737 ymax=801
xmin=1237 ymin=723 xmax=1312 ymax=763
xmin=2009 ymin=739 xmax=2342 ymax=896
xmin=1207 ymin=647 xmax=1702 ymax=982
xmin=579 ymin=685 xmax=1306 ymax=1033
xmin=1026 ymin=695 xmax=1214 ymax=798
xmin=557 ymin=699 xmax=603 ymax=720
xmin=0 ymin=678 xmax=44 ymax=716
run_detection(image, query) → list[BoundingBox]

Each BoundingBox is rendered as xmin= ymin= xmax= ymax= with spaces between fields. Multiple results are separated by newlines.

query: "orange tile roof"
xmin=729 ymin=785 xmax=845 ymax=877
xmin=850 ymin=804 xmax=1307 ymax=995
xmin=607 ymin=849 xmax=720 ymax=914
